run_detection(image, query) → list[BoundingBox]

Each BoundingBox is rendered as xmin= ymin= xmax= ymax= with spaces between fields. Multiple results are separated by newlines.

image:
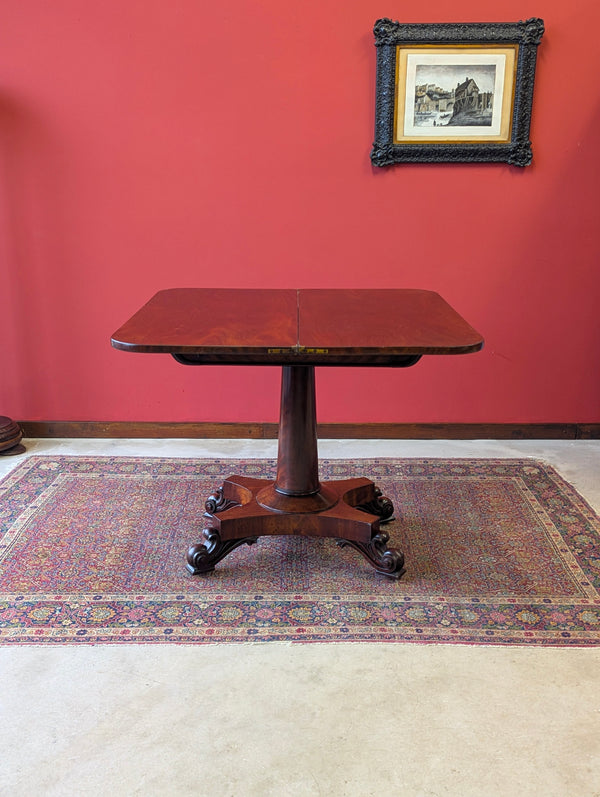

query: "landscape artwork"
xmin=413 ymin=64 xmax=497 ymax=127
xmin=399 ymin=51 xmax=512 ymax=140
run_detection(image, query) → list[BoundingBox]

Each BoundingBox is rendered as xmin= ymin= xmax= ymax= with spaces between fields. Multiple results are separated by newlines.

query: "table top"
xmin=111 ymin=288 xmax=484 ymax=366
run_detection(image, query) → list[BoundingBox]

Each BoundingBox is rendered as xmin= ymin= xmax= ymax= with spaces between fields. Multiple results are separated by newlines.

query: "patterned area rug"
xmin=1 ymin=456 xmax=599 ymax=646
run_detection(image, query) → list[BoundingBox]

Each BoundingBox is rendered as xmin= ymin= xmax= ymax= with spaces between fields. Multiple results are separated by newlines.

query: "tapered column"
xmin=256 ymin=365 xmax=336 ymax=513
xmin=275 ymin=365 xmax=319 ymax=496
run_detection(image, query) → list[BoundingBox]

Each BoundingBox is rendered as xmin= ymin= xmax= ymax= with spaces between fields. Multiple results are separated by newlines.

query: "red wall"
xmin=1 ymin=1 xmax=598 ymax=425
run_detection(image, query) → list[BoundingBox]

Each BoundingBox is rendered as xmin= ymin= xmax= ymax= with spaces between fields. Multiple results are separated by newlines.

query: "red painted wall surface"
xmin=1 ymin=1 xmax=598 ymax=424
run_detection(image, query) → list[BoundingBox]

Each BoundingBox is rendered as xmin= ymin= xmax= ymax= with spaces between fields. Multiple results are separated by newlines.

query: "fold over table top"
xmin=111 ymin=288 xmax=483 ymax=366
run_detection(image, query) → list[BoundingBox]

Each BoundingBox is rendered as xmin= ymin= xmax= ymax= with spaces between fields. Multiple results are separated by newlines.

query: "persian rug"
xmin=0 ymin=456 xmax=599 ymax=647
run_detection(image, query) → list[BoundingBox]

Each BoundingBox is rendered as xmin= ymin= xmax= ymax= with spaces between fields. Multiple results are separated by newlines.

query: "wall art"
xmin=371 ymin=18 xmax=544 ymax=166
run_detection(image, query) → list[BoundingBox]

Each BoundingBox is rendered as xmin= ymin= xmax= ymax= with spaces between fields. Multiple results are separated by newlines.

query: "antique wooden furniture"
xmin=111 ymin=289 xmax=483 ymax=578
xmin=0 ymin=416 xmax=25 ymax=456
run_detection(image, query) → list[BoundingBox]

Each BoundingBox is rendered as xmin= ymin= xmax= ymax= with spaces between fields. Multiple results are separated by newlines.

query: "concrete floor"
xmin=1 ymin=438 xmax=599 ymax=796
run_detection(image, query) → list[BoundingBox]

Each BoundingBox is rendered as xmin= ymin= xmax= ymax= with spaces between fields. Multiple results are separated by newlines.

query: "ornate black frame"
xmin=371 ymin=18 xmax=544 ymax=167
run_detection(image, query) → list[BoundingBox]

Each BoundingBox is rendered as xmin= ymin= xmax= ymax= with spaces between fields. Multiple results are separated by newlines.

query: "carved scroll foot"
xmin=186 ymin=481 xmax=259 ymax=574
xmin=355 ymin=487 xmax=394 ymax=522
xmin=186 ymin=529 xmax=259 ymax=575
xmin=337 ymin=531 xmax=405 ymax=579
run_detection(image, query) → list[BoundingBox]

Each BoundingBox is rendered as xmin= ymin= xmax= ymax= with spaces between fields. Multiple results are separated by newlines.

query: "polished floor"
xmin=1 ymin=438 xmax=599 ymax=796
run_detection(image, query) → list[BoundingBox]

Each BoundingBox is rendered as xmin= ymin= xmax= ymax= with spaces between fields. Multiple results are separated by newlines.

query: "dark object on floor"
xmin=0 ymin=416 xmax=25 ymax=456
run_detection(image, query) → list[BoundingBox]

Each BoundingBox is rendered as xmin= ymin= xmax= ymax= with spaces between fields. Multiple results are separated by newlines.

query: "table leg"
xmin=186 ymin=365 xmax=405 ymax=578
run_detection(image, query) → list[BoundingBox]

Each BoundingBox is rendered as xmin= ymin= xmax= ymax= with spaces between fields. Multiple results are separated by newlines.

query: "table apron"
xmin=171 ymin=353 xmax=423 ymax=368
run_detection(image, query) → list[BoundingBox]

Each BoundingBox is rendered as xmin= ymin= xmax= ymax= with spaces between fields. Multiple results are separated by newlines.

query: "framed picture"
xmin=371 ymin=18 xmax=544 ymax=167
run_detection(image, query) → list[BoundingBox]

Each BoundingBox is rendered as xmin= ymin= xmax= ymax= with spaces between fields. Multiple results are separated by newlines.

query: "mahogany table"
xmin=111 ymin=289 xmax=483 ymax=578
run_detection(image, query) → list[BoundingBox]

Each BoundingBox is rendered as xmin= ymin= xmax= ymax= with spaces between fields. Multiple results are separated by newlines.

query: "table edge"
xmin=110 ymin=338 xmax=484 ymax=363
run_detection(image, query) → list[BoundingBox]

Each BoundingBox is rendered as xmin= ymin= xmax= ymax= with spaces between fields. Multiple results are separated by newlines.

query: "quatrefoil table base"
xmin=187 ymin=471 xmax=404 ymax=579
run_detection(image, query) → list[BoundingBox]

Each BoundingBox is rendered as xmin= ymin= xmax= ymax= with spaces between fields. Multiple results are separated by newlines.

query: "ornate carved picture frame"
xmin=371 ymin=18 xmax=544 ymax=167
